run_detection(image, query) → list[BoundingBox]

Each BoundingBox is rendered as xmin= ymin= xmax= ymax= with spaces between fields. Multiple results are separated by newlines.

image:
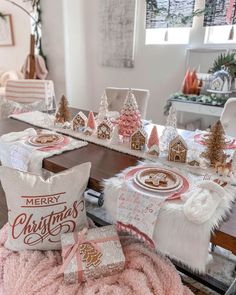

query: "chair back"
xmin=221 ymin=97 xmax=236 ymax=137
xmin=5 ymin=79 xmax=55 ymax=109
xmin=105 ymin=87 xmax=150 ymax=119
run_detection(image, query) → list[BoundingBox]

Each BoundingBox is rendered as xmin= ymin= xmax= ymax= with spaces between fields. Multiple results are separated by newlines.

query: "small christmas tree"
xmin=55 ymin=95 xmax=71 ymax=124
xmin=97 ymin=92 xmax=109 ymax=122
xmin=118 ymin=90 xmax=141 ymax=138
xmin=204 ymin=120 xmax=226 ymax=165
xmin=87 ymin=111 xmax=96 ymax=130
xmin=182 ymin=69 xmax=202 ymax=95
xmin=147 ymin=126 xmax=159 ymax=149
xmin=111 ymin=125 xmax=120 ymax=144
xmin=160 ymin=105 xmax=178 ymax=151
xmin=166 ymin=105 xmax=177 ymax=128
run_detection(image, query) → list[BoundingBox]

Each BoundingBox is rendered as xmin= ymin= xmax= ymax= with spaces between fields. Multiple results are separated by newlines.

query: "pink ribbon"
xmin=59 ymin=228 xmax=119 ymax=282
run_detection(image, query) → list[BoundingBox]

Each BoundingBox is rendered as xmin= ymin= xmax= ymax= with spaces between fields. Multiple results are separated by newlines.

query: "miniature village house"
xmin=97 ymin=119 xmax=113 ymax=140
xmin=131 ymin=129 xmax=146 ymax=151
xmin=168 ymin=135 xmax=188 ymax=163
xmin=72 ymin=111 xmax=87 ymax=131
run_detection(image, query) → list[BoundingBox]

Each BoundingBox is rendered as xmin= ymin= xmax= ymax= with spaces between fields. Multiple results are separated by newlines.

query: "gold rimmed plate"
xmin=124 ymin=166 xmax=189 ymax=199
xmin=134 ymin=168 xmax=182 ymax=193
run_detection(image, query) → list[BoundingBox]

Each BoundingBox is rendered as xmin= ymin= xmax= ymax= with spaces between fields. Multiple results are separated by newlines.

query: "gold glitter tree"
xmin=204 ymin=120 xmax=226 ymax=165
xmin=55 ymin=95 xmax=71 ymax=124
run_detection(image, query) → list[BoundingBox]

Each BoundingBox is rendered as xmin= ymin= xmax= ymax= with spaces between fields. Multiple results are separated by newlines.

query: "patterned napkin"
xmin=117 ymin=183 xmax=167 ymax=247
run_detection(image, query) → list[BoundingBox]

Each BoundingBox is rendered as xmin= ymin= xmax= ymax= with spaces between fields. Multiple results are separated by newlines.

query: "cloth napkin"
xmin=0 ymin=128 xmax=88 ymax=174
xmin=181 ymin=181 xmax=226 ymax=224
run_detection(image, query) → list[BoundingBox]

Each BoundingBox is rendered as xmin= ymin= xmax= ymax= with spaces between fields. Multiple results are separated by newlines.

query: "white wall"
xmin=41 ymin=0 xmax=66 ymax=101
xmin=0 ymin=0 xmax=31 ymax=72
xmin=78 ymin=0 xmax=193 ymax=124
xmin=63 ymin=0 xmax=92 ymax=110
xmin=41 ymin=0 xmax=226 ymax=125
xmin=59 ymin=0 xmax=206 ymax=124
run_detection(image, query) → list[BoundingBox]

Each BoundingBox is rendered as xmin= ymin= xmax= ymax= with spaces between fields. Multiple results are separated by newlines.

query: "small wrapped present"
xmin=60 ymin=225 xmax=125 ymax=283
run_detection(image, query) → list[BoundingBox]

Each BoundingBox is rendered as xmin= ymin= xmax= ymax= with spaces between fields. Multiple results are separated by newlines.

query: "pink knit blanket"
xmin=0 ymin=225 xmax=193 ymax=295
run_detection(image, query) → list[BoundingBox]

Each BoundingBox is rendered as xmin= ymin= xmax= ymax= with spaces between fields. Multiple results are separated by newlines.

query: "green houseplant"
xmin=209 ymin=52 xmax=236 ymax=79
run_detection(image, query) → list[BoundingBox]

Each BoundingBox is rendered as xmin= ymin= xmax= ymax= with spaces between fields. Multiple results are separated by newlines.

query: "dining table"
xmin=0 ymin=108 xmax=235 ymax=294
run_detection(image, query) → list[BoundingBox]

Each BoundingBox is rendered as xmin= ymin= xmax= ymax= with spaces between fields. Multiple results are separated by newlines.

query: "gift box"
xmin=60 ymin=225 xmax=125 ymax=283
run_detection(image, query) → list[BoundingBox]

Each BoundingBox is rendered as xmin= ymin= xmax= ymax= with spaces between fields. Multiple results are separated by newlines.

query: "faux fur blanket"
xmin=0 ymin=225 xmax=192 ymax=295
xmin=103 ymin=164 xmax=236 ymax=273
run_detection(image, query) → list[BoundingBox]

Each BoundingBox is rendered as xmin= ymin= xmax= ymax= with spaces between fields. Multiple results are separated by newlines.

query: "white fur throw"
xmin=103 ymin=165 xmax=236 ymax=273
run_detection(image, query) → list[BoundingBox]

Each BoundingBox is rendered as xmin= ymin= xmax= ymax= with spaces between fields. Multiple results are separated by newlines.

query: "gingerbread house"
xmin=72 ymin=111 xmax=87 ymax=131
xmin=131 ymin=129 xmax=147 ymax=151
xmin=97 ymin=119 xmax=113 ymax=140
xmin=168 ymin=135 xmax=187 ymax=163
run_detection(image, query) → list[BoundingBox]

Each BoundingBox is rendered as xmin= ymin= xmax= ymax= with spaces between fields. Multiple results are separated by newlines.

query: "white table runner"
xmin=10 ymin=111 xmax=168 ymax=160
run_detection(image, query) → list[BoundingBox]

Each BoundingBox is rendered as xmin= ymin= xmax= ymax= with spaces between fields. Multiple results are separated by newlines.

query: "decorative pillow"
xmin=0 ymin=162 xmax=91 ymax=251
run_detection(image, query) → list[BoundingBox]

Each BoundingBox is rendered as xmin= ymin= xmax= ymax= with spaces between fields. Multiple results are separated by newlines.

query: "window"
xmin=204 ymin=0 xmax=236 ymax=44
xmin=205 ymin=25 xmax=236 ymax=44
xmin=146 ymin=27 xmax=191 ymax=45
xmin=146 ymin=0 xmax=194 ymax=45
xmin=146 ymin=0 xmax=236 ymax=45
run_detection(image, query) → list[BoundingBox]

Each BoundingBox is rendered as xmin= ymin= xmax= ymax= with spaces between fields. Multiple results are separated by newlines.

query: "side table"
xmin=171 ymin=100 xmax=224 ymax=130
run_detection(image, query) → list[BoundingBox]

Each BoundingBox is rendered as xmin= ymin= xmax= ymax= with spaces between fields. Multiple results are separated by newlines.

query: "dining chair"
xmin=220 ymin=98 xmax=236 ymax=137
xmin=1 ymin=79 xmax=56 ymax=118
xmin=105 ymin=87 xmax=150 ymax=119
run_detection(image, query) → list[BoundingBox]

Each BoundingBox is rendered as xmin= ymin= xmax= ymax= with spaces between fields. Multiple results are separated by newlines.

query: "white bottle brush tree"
xmin=111 ymin=125 xmax=120 ymax=145
xmin=160 ymin=105 xmax=178 ymax=151
xmin=97 ymin=92 xmax=109 ymax=122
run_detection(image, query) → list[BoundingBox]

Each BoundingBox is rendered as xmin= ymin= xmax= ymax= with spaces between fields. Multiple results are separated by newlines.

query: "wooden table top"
xmin=0 ymin=109 xmax=235 ymax=254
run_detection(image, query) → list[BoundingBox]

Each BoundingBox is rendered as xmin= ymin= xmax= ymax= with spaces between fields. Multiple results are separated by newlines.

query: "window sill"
xmin=186 ymin=45 xmax=236 ymax=52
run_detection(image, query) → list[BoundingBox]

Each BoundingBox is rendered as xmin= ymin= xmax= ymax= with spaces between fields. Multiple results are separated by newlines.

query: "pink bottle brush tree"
xmin=87 ymin=111 xmax=96 ymax=130
xmin=147 ymin=126 xmax=160 ymax=157
xmin=118 ymin=90 xmax=141 ymax=138
xmin=147 ymin=126 xmax=159 ymax=149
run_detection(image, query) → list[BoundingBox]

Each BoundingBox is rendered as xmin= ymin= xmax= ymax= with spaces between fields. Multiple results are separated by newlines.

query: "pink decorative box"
xmin=60 ymin=225 xmax=125 ymax=283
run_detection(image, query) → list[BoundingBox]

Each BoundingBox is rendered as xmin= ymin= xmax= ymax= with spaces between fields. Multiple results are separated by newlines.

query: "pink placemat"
xmin=124 ymin=166 xmax=189 ymax=201
xmin=194 ymin=133 xmax=236 ymax=149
